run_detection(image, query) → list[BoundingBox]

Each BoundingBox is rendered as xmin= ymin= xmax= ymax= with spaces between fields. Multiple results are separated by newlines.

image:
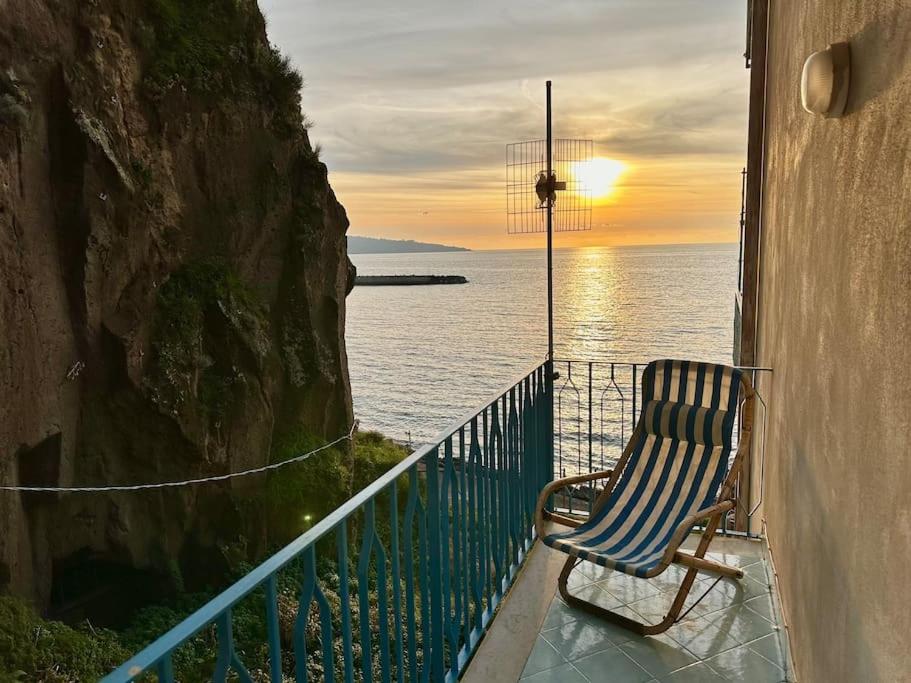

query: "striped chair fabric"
xmin=543 ymin=360 xmax=743 ymax=578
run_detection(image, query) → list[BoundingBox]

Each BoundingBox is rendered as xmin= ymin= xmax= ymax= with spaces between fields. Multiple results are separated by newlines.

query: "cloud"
xmin=259 ymin=0 xmax=750 ymax=246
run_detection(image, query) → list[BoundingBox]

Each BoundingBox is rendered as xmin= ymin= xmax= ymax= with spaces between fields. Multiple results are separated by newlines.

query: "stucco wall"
xmin=755 ymin=1 xmax=911 ymax=681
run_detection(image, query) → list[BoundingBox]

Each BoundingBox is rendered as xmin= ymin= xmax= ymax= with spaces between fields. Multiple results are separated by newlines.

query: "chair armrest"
xmin=657 ymin=500 xmax=735 ymax=568
xmin=534 ymin=470 xmax=613 ymax=535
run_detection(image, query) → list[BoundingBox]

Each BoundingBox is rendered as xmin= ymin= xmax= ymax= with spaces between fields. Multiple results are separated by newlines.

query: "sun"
xmin=571 ymin=157 xmax=627 ymax=200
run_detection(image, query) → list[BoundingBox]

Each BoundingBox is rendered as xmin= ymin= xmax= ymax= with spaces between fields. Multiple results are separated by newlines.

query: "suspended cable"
xmin=0 ymin=421 xmax=359 ymax=493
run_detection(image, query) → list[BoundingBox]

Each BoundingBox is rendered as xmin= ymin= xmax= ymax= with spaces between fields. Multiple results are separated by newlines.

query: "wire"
xmin=0 ymin=421 xmax=359 ymax=493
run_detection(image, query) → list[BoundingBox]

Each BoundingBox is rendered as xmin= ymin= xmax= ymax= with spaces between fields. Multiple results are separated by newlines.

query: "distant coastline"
xmin=348 ymin=235 xmax=470 ymax=254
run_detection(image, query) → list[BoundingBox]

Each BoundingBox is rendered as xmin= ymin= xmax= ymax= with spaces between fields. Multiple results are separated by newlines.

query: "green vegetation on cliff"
xmin=267 ymin=429 xmax=408 ymax=543
xmin=142 ymin=0 xmax=299 ymax=96
xmin=147 ymin=259 xmax=268 ymax=423
xmin=0 ymin=69 xmax=29 ymax=131
xmin=0 ymin=598 xmax=128 ymax=683
xmin=139 ymin=0 xmax=306 ymax=134
xmin=0 ymin=431 xmax=409 ymax=681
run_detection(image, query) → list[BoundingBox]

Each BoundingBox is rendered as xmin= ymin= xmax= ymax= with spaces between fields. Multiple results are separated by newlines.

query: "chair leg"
xmin=674 ymin=552 xmax=744 ymax=579
xmin=557 ymin=556 xmax=701 ymax=636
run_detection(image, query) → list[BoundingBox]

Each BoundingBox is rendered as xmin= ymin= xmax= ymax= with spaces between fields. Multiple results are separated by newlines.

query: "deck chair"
xmin=535 ymin=359 xmax=755 ymax=635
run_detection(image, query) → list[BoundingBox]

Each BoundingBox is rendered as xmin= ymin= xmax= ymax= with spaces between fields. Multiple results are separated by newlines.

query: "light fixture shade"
xmin=801 ymin=42 xmax=851 ymax=117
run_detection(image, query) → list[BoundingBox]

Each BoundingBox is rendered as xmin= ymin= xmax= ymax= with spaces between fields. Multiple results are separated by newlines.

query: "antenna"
xmin=506 ymin=81 xmax=593 ymax=360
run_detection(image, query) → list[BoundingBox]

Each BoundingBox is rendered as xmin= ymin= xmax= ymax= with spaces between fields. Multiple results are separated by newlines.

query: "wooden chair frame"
xmin=534 ymin=370 xmax=755 ymax=635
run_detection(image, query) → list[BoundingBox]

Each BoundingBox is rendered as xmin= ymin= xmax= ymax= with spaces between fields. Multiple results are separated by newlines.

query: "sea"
xmin=346 ymin=243 xmax=738 ymax=450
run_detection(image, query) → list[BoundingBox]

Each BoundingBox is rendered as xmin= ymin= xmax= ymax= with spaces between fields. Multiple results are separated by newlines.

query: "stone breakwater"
xmin=355 ymin=275 xmax=468 ymax=286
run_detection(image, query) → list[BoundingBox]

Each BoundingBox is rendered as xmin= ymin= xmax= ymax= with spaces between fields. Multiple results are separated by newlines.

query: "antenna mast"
xmin=546 ymin=81 xmax=554 ymax=360
xmin=505 ymin=81 xmax=592 ymax=360
xmin=505 ymin=81 xmax=593 ymax=482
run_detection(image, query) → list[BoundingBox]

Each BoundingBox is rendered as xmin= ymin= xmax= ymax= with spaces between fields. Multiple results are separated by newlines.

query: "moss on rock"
xmin=146 ymin=259 xmax=268 ymax=423
xmin=0 ymin=68 xmax=30 ymax=132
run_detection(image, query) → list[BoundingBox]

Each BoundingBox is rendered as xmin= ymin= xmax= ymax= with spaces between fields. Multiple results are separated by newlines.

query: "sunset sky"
xmin=260 ymin=0 xmax=750 ymax=250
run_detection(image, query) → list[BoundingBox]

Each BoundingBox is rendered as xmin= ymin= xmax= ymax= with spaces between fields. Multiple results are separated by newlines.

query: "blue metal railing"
xmin=104 ymin=356 xmax=766 ymax=681
xmin=104 ymin=361 xmax=553 ymax=683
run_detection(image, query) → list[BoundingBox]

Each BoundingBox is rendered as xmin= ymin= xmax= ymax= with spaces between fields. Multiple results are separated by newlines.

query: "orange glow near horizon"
xmin=328 ymin=150 xmax=743 ymax=251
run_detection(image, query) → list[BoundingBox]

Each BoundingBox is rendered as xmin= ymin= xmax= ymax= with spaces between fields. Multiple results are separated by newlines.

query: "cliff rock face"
xmin=0 ymin=0 xmax=353 ymax=608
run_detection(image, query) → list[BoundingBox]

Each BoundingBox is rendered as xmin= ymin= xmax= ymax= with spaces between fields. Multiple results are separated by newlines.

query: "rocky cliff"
xmin=0 ymin=0 xmax=354 ymax=611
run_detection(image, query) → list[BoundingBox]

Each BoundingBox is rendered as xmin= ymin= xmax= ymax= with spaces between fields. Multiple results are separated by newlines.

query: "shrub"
xmin=118 ymin=597 xmax=220 ymax=680
xmin=0 ymin=597 xmax=128 ymax=682
xmin=140 ymin=0 xmax=306 ymax=119
xmin=350 ymin=431 xmax=409 ymax=492
xmin=265 ymin=429 xmax=408 ymax=543
xmin=266 ymin=426 xmax=352 ymax=543
xmin=255 ymin=46 xmax=304 ymax=108
xmin=142 ymin=0 xmax=250 ymax=96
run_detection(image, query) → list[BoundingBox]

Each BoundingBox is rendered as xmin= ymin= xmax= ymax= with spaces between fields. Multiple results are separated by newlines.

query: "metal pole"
xmin=738 ymin=167 xmax=746 ymax=292
xmin=544 ymin=81 xmax=556 ymax=486
xmin=546 ymin=81 xmax=554 ymax=361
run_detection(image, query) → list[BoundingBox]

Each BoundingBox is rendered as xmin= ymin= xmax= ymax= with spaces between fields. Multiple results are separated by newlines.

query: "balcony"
xmin=467 ymin=534 xmax=789 ymax=682
xmin=104 ymin=360 xmax=786 ymax=683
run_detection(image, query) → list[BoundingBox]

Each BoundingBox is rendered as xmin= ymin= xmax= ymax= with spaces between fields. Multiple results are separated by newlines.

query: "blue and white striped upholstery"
xmin=544 ymin=360 xmax=742 ymax=578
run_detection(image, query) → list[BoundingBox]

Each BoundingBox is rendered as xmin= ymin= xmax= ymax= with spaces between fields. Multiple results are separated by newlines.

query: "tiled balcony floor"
xmin=464 ymin=535 xmax=792 ymax=682
xmin=520 ymin=544 xmax=791 ymax=682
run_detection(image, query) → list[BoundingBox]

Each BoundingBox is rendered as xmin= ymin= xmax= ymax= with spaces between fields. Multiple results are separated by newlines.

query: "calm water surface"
xmin=346 ymin=244 xmax=738 ymax=445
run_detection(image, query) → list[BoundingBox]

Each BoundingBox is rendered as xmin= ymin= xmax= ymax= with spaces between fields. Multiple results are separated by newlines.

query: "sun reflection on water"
xmin=347 ymin=245 xmax=738 ymax=447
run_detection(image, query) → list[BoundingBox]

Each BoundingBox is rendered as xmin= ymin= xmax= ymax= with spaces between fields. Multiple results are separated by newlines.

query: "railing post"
xmin=356 ymin=502 xmax=376 ymax=683
xmin=213 ymin=610 xmax=252 ymax=683
xmin=588 ymin=362 xmax=593 ymax=475
xmin=402 ymin=465 xmax=424 ymax=682
xmin=467 ymin=418 xmax=482 ymax=625
xmin=507 ymin=389 xmax=520 ymax=564
xmin=155 ymin=656 xmax=175 ymax=683
xmin=441 ymin=437 xmax=459 ymax=676
xmin=489 ymin=400 xmax=504 ymax=592
xmin=523 ymin=375 xmax=535 ymax=542
xmin=734 ymin=369 xmax=753 ymax=533
xmin=426 ymin=447 xmax=445 ymax=680
xmin=263 ymin=576 xmax=282 ymax=683
xmin=336 ymin=526 xmax=354 ymax=683
xmin=482 ymin=407 xmax=492 ymax=605
xmin=389 ymin=484 xmax=405 ymax=680
xmin=458 ymin=426 xmax=471 ymax=650
xmin=545 ymin=359 xmax=555 ymax=484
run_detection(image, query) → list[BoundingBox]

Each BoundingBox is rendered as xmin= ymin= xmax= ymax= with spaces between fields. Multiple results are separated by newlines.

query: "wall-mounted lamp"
xmin=801 ymin=42 xmax=851 ymax=117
